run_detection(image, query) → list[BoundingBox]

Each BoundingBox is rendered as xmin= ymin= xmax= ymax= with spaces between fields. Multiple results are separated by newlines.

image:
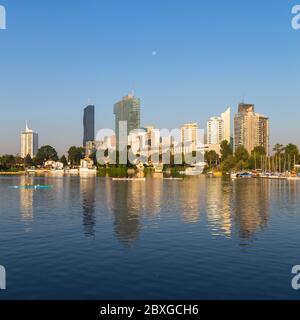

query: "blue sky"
xmin=0 ymin=0 xmax=300 ymax=155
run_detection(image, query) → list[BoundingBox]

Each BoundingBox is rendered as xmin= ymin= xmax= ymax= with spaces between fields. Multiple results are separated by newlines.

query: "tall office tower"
xmin=181 ymin=123 xmax=199 ymax=154
xmin=221 ymin=107 xmax=231 ymax=143
xmin=114 ymin=92 xmax=141 ymax=151
xmin=83 ymin=105 xmax=95 ymax=148
xmin=234 ymin=103 xmax=269 ymax=154
xmin=21 ymin=122 xmax=38 ymax=158
xmin=207 ymin=117 xmax=224 ymax=145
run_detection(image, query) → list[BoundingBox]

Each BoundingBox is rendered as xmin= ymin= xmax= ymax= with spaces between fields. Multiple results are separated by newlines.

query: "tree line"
xmin=0 ymin=145 xmax=94 ymax=171
xmin=205 ymin=141 xmax=300 ymax=173
xmin=1 ymin=142 xmax=299 ymax=173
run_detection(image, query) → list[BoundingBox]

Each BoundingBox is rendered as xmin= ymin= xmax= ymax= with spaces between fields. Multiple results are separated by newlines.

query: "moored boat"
xmin=179 ymin=162 xmax=206 ymax=176
xmin=112 ymin=178 xmax=146 ymax=181
xmin=230 ymin=173 xmax=237 ymax=180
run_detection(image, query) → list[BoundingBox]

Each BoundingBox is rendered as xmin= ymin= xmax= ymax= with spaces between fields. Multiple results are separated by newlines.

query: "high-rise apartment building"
xmin=207 ymin=117 xmax=224 ymax=145
xmin=21 ymin=122 xmax=38 ymax=158
xmin=221 ymin=107 xmax=231 ymax=143
xmin=257 ymin=115 xmax=269 ymax=154
xmin=114 ymin=92 xmax=141 ymax=151
xmin=207 ymin=107 xmax=231 ymax=145
xmin=181 ymin=123 xmax=199 ymax=154
xmin=234 ymin=103 xmax=269 ymax=154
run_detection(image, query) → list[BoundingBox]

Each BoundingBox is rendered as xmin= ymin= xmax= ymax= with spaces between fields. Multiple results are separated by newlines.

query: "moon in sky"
xmin=152 ymin=51 xmax=157 ymax=56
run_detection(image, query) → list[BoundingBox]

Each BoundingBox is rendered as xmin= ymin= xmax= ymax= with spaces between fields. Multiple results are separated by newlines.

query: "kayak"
xmin=9 ymin=185 xmax=53 ymax=189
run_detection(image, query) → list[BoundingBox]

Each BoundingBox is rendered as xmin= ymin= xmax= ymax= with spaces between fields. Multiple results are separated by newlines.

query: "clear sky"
xmin=0 ymin=0 xmax=300 ymax=155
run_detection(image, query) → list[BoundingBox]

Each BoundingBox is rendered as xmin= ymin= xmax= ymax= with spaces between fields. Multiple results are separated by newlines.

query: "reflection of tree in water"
xmin=233 ymin=179 xmax=270 ymax=243
xmin=81 ymin=177 xmax=96 ymax=237
xmin=109 ymin=182 xmax=144 ymax=246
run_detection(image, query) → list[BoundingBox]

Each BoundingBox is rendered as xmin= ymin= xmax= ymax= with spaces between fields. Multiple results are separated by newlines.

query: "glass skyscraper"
xmin=114 ymin=93 xmax=141 ymax=151
xmin=83 ymin=105 xmax=95 ymax=148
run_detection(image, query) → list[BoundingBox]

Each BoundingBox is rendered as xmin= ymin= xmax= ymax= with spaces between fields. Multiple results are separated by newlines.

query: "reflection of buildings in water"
xmin=180 ymin=178 xmax=203 ymax=223
xmin=206 ymin=178 xmax=232 ymax=237
xmin=107 ymin=180 xmax=146 ymax=246
xmin=80 ymin=177 xmax=96 ymax=237
xmin=104 ymin=178 xmax=114 ymax=214
xmin=46 ymin=175 xmax=64 ymax=201
xmin=144 ymin=179 xmax=163 ymax=217
xmin=152 ymin=172 xmax=163 ymax=179
xmin=233 ymin=179 xmax=269 ymax=241
xmin=19 ymin=176 xmax=34 ymax=220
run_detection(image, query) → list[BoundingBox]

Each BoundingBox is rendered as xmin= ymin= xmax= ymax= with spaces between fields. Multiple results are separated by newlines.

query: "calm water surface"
xmin=0 ymin=175 xmax=300 ymax=299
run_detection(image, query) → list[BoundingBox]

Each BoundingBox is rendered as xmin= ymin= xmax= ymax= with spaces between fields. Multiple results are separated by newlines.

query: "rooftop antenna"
xmin=25 ymin=120 xmax=29 ymax=132
xmin=131 ymin=83 xmax=135 ymax=97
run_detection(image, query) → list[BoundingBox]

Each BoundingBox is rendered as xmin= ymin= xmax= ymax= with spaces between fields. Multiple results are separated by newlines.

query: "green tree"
xmin=220 ymin=140 xmax=233 ymax=161
xmin=220 ymin=155 xmax=236 ymax=173
xmin=273 ymin=143 xmax=284 ymax=155
xmin=0 ymin=155 xmax=16 ymax=170
xmin=284 ymin=144 xmax=299 ymax=158
xmin=204 ymin=150 xmax=219 ymax=167
xmin=24 ymin=154 xmax=33 ymax=168
xmin=251 ymin=146 xmax=266 ymax=157
xmin=35 ymin=145 xmax=59 ymax=166
xmin=68 ymin=146 xmax=85 ymax=165
xmin=235 ymin=160 xmax=248 ymax=171
xmin=60 ymin=155 xmax=68 ymax=167
xmin=284 ymin=144 xmax=299 ymax=168
xmin=247 ymin=156 xmax=256 ymax=170
xmin=251 ymin=146 xmax=266 ymax=169
xmin=234 ymin=145 xmax=249 ymax=162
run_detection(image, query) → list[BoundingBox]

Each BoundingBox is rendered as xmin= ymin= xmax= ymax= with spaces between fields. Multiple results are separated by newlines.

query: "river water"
xmin=0 ymin=175 xmax=300 ymax=299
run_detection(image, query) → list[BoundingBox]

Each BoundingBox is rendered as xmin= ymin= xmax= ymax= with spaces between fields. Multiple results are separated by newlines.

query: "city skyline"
xmin=1 ymin=1 xmax=300 ymax=305
xmin=17 ymin=98 xmax=269 ymax=159
xmin=1 ymin=1 xmax=300 ymax=154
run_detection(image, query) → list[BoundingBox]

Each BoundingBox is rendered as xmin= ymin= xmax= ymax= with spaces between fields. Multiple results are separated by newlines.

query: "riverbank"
xmin=0 ymin=171 xmax=25 ymax=175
